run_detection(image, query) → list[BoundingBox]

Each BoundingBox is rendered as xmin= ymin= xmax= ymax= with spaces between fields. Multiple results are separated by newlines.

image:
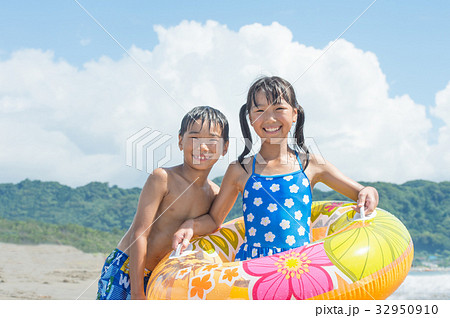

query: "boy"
xmin=97 ymin=106 xmax=229 ymax=300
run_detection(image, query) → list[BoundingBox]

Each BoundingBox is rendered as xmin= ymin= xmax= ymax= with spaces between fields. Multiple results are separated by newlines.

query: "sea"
xmin=388 ymin=270 xmax=450 ymax=300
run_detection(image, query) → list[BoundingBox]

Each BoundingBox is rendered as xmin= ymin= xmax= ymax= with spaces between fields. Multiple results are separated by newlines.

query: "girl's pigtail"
xmin=294 ymin=104 xmax=310 ymax=170
xmin=238 ymin=104 xmax=252 ymax=172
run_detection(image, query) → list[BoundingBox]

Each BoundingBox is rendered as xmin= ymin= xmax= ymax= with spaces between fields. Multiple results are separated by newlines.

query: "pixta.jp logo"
xmin=126 ymin=128 xmax=172 ymax=173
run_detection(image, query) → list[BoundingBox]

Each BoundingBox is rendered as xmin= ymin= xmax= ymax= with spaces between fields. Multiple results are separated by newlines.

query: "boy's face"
xmin=178 ymin=121 xmax=228 ymax=170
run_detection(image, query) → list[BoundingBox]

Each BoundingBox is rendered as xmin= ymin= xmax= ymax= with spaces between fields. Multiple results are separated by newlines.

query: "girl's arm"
xmin=128 ymin=168 xmax=167 ymax=299
xmin=311 ymin=156 xmax=379 ymax=214
xmin=172 ymin=162 xmax=242 ymax=252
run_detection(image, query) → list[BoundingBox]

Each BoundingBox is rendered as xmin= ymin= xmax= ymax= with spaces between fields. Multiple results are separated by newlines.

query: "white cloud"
xmin=0 ymin=20 xmax=448 ymax=187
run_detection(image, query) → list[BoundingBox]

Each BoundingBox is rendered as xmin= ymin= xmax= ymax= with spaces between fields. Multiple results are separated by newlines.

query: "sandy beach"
xmin=1 ymin=242 xmax=449 ymax=300
xmin=0 ymin=243 xmax=106 ymax=300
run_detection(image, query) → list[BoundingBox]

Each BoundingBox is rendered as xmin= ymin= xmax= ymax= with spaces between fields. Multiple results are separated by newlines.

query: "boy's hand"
xmin=354 ymin=186 xmax=379 ymax=215
xmin=172 ymin=219 xmax=194 ymax=253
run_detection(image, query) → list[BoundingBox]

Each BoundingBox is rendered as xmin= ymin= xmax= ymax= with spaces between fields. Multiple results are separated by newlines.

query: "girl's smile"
xmin=263 ymin=126 xmax=282 ymax=134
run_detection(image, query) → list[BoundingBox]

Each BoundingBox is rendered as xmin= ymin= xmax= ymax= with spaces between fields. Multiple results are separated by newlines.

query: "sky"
xmin=0 ymin=0 xmax=449 ymax=188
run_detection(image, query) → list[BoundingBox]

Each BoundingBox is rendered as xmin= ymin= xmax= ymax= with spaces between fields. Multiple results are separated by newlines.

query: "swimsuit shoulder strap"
xmin=251 ymin=154 xmax=257 ymax=174
xmin=295 ymin=151 xmax=304 ymax=171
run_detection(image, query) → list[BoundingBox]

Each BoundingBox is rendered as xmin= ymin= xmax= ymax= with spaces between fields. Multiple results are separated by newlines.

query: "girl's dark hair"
xmin=238 ymin=76 xmax=309 ymax=172
xmin=179 ymin=106 xmax=229 ymax=142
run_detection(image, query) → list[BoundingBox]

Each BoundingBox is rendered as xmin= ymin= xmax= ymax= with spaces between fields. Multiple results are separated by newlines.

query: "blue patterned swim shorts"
xmin=96 ymin=248 xmax=152 ymax=300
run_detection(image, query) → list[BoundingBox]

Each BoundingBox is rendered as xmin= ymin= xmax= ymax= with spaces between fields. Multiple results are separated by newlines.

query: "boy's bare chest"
xmin=158 ymin=187 xmax=213 ymax=219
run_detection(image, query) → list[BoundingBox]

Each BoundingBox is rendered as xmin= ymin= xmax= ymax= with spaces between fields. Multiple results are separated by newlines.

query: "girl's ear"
xmin=178 ymin=134 xmax=183 ymax=150
xmin=292 ymin=106 xmax=298 ymax=123
xmin=247 ymin=108 xmax=254 ymax=126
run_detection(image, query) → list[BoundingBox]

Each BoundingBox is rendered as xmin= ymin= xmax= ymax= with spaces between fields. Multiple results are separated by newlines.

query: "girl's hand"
xmin=172 ymin=219 xmax=194 ymax=253
xmin=355 ymin=186 xmax=379 ymax=215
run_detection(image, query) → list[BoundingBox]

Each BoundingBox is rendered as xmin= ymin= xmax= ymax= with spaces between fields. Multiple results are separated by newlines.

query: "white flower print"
xmin=280 ymin=219 xmax=290 ymax=230
xmin=260 ymin=217 xmax=271 ymax=226
xmin=303 ymin=195 xmax=310 ymax=204
xmin=267 ymin=203 xmax=278 ymax=212
xmin=243 ymin=244 xmax=248 ymax=251
xmin=284 ymin=198 xmax=294 ymax=208
xmin=303 ymin=242 xmax=308 ymax=246
xmin=307 ymin=217 xmax=311 ymax=226
xmin=289 ymin=184 xmax=299 ymax=193
xmin=252 ymin=248 xmax=258 ymax=258
xmin=268 ymin=249 xmax=273 ymax=256
xmin=243 ymin=203 xmax=247 ymax=212
xmin=253 ymin=197 xmax=263 ymax=206
xmin=253 ymin=242 xmax=261 ymax=247
xmin=248 ymin=227 xmax=256 ymax=236
xmin=269 ymin=183 xmax=280 ymax=192
xmin=252 ymin=182 xmax=262 ymax=190
xmin=294 ymin=210 xmax=303 ymax=220
xmin=286 ymin=235 xmax=296 ymax=246
xmin=264 ymin=232 xmax=275 ymax=242
xmin=298 ymin=225 xmax=306 ymax=236
xmin=265 ymin=177 xmax=273 ymax=181
xmin=283 ymin=175 xmax=293 ymax=181
xmin=244 ymin=190 xmax=249 ymax=198
xmin=247 ymin=213 xmax=254 ymax=222
xmin=302 ymin=178 xmax=309 ymax=187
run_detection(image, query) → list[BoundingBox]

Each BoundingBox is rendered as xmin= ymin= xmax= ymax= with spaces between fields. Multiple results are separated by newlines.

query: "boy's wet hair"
xmin=238 ymin=76 xmax=309 ymax=171
xmin=179 ymin=106 xmax=229 ymax=142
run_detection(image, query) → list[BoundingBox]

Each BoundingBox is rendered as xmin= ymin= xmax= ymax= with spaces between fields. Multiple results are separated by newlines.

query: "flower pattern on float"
xmin=242 ymin=243 xmax=334 ymax=300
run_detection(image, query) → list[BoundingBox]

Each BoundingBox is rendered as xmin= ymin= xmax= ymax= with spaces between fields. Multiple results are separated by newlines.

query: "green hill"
xmin=0 ymin=217 xmax=121 ymax=253
xmin=1 ymin=178 xmax=449 ymax=265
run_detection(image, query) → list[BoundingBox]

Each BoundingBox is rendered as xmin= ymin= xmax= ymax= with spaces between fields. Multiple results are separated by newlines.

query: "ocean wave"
xmin=389 ymin=272 xmax=450 ymax=300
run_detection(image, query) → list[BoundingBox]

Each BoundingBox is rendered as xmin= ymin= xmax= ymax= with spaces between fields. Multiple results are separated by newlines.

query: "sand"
xmin=2 ymin=242 xmax=448 ymax=300
xmin=0 ymin=242 xmax=107 ymax=300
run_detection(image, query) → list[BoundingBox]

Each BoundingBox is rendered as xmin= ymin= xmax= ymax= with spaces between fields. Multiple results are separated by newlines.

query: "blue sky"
xmin=1 ymin=1 xmax=450 ymax=187
xmin=2 ymin=0 xmax=448 ymax=107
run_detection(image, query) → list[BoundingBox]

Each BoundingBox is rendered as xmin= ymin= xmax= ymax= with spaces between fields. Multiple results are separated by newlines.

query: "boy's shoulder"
xmin=144 ymin=167 xmax=170 ymax=191
xmin=148 ymin=167 xmax=169 ymax=182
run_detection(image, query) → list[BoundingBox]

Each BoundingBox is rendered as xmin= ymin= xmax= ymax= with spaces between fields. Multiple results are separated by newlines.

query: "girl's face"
xmin=249 ymin=90 xmax=298 ymax=141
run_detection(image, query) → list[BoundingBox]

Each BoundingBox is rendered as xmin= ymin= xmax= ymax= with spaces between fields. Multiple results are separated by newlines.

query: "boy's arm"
xmin=172 ymin=163 xmax=241 ymax=251
xmin=312 ymin=156 xmax=379 ymax=214
xmin=128 ymin=168 xmax=168 ymax=299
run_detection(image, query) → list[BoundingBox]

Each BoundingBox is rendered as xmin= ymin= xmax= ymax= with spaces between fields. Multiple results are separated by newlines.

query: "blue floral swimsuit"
xmin=234 ymin=152 xmax=312 ymax=261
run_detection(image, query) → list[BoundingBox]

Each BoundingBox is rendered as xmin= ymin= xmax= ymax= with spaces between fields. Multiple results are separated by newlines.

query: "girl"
xmin=173 ymin=76 xmax=379 ymax=260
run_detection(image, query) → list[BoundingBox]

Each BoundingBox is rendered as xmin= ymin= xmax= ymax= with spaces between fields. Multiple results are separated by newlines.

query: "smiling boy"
xmin=96 ymin=106 xmax=229 ymax=300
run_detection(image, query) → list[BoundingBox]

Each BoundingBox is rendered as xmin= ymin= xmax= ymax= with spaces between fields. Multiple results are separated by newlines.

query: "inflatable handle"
xmin=352 ymin=206 xmax=376 ymax=221
xmin=174 ymin=243 xmax=182 ymax=257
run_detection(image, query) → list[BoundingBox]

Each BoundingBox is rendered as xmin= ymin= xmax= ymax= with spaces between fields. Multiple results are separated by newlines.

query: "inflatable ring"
xmin=146 ymin=201 xmax=413 ymax=300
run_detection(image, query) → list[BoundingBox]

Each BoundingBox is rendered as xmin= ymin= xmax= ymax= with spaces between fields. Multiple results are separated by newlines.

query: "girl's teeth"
xmin=265 ymin=127 xmax=280 ymax=132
